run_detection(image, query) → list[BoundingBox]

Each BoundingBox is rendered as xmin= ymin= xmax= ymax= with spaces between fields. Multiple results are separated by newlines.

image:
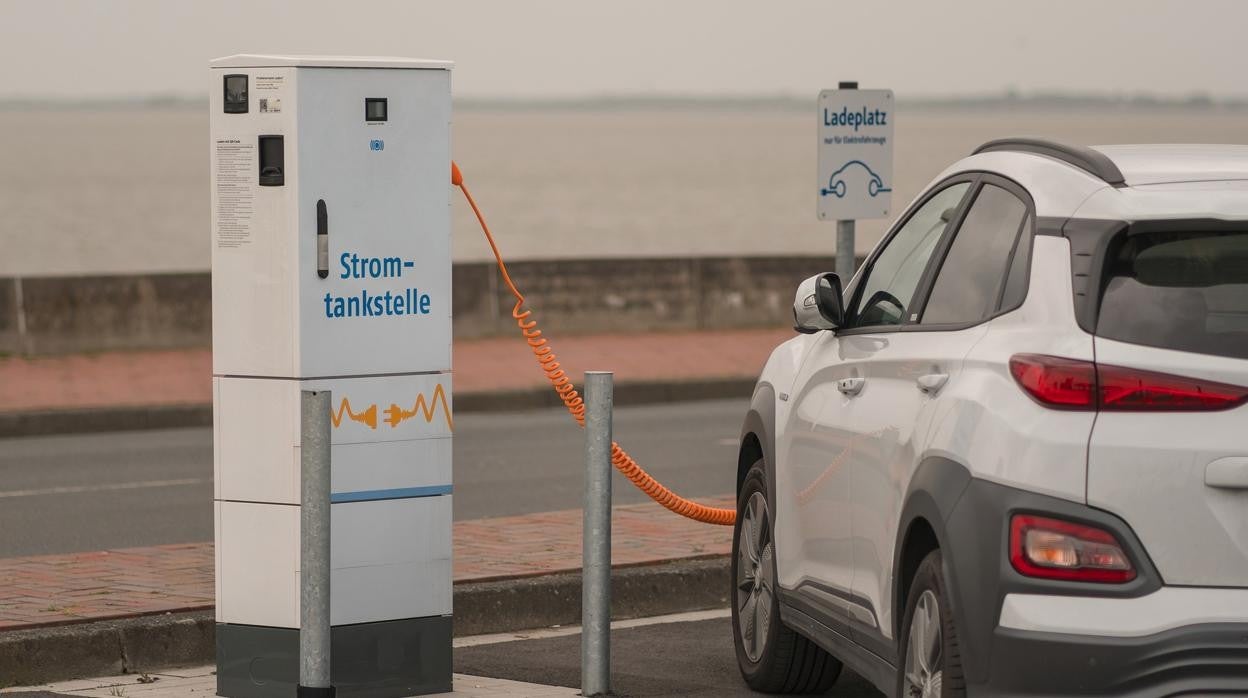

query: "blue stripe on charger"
xmin=330 ymin=484 xmax=453 ymax=503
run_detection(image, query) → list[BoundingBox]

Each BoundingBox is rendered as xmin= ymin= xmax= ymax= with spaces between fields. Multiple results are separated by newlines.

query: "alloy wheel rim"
xmin=903 ymin=589 xmax=944 ymax=698
xmin=736 ymin=491 xmax=774 ymax=663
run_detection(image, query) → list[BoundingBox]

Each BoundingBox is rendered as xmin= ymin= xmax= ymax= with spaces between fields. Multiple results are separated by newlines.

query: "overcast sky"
xmin=2 ymin=0 xmax=1245 ymax=99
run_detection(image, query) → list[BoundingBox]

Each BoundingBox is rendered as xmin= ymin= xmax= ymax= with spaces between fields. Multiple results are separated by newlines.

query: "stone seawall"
xmin=0 ymin=255 xmax=848 ymax=356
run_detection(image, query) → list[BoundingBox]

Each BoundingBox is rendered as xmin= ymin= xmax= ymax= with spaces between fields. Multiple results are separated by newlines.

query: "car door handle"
xmin=837 ymin=377 xmax=865 ymax=396
xmin=1206 ymin=457 xmax=1248 ymax=489
xmin=917 ymin=373 xmax=949 ymax=394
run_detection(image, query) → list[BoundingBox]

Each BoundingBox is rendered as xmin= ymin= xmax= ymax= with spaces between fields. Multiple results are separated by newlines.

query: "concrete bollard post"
xmin=299 ymin=390 xmax=335 ymax=698
xmin=582 ymin=372 xmax=613 ymax=697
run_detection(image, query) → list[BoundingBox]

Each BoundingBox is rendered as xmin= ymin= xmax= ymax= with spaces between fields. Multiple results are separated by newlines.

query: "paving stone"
xmin=0 ymin=498 xmax=732 ymax=630
xmin=0 ymin=328 xmax=787 ymax=412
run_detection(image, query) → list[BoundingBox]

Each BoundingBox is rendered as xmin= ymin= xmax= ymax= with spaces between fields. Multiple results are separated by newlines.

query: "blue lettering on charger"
xmin=324 ymin=251 xmax=433 ymax=319
xmin=339 ymin=252 xmax=409 ymax=279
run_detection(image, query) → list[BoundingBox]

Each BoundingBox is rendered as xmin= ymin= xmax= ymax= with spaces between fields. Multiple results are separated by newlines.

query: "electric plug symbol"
xmin=357 ymin=404 xmax=378 ymax=429
xmin=382 ymin=385 xmax=453 ymax=430
xmin=384 ymin=403 xmax=405 ymax=429
xmin=330 ymin=398 xmax=377 ymax=429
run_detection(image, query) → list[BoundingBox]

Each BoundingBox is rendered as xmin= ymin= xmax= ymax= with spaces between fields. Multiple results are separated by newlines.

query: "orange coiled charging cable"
xmin=452 ymin=162 xmax=736 ymax=526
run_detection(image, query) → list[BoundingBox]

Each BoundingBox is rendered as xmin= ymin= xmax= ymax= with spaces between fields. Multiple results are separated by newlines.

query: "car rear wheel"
xmin=897 ymin=550 xmax=965 ymax=698
xmin=732 ymin=461 xmax=842 ymax=693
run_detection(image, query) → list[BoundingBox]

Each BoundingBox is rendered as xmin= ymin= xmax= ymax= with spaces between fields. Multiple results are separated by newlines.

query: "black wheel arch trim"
xmin=890 ymin=457 xmax=973 ymax=641
xmin=739 ymin=381 xmax=777 ymax=517
xmin=890 ymin=457 xmax=1164 ymax=688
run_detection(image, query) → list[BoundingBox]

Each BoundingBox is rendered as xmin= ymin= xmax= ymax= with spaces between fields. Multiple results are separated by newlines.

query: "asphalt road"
xmin=455 ymin=613 xmax=884 ymax=697
xmin=0 ymin=399 xmax=746 ymax=557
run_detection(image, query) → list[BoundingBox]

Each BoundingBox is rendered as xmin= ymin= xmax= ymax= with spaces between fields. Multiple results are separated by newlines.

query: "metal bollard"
xmin=299 ymin=390 xmax=335 ymax=698
xmin=836 ymin=219 xmax=856 ymax=281
xmin=582 ymin=372 xmax=613 ymax=697
xmin=835 ymin=79 xmax=859 ymax=284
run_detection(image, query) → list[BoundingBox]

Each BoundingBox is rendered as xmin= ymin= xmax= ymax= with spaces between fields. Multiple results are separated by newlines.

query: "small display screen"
xmin=223 ymin=75 xmax=248 ymax=113
xmin=365 ymin=98 xmax=387 ymax=122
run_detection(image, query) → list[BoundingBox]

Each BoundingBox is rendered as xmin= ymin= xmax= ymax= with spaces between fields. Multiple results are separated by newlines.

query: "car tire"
xmin=732 ymin=461 xmax=842 ymax=694
xmin=897 ymin=550 xmax=966 ymax=698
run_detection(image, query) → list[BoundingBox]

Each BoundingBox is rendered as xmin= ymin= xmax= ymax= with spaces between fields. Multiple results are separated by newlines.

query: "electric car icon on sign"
xmin=820 ymin=160 xmax=892 ymax=198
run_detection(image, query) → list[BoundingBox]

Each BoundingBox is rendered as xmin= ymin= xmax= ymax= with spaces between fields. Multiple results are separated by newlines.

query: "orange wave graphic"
xmin=384 ymin=383 xmax=454 ymax=431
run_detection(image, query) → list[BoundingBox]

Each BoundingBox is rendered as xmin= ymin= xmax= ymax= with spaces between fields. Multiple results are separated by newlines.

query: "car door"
xmin=844 ymin=179 xmax=1034 ymax=659
xmin=774 ymin=179 xmax=974 ymax=633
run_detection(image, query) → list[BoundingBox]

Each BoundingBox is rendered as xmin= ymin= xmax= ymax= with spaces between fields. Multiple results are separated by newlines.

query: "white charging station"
xmin=209 ymin=55 xmax=453 ymax=698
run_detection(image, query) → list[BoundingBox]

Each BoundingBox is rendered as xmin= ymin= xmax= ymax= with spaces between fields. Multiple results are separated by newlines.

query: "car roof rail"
xmin=972 ymin=138 xmax=1126 ymax=187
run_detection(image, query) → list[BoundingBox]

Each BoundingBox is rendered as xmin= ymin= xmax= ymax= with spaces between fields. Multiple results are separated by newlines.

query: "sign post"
xmin=817 ymin=82 xmax=895 ymax=281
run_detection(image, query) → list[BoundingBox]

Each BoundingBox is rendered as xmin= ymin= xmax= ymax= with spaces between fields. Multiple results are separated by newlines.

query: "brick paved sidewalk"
xmin=0 ymin=496 xmax=733 ymax=631
xmin=0 ymin=328 xmax=788 ymax=413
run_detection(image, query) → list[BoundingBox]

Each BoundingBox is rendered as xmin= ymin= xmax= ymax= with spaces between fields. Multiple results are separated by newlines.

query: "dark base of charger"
xmin=217 ymin=615 xmax=452 ymax=698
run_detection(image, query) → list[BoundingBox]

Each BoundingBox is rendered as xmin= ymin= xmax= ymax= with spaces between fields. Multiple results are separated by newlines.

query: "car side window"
xmin=998 ymin=213 xmax=1033 ymax=312
xmin=921 ymin=184 xmax=1029 ymax=325
xmin=850 ymin=182 xmax=971 ymax=327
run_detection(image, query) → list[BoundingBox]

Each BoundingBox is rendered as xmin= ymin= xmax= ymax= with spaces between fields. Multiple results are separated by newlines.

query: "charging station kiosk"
xmin=210 ymin=55 xmax=453 ymax=698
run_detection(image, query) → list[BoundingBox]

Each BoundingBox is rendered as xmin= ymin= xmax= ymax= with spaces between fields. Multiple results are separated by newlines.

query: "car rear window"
xmin=1097 ymin=231 xmax=1248 ymax=360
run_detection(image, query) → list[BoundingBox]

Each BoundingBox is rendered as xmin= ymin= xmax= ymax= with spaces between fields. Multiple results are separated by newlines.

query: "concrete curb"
xmin=0 ymin=404 xmax=213 ymax=439
xmin=0 ymin=556 xmax=729 ymax=688
xmin=0 ymin=611 xmax=215 ymax=689
xmin=453 ymin=557 xmax=730 ymax=638
xmin=0 ymin=378 xmax=756 ymax=438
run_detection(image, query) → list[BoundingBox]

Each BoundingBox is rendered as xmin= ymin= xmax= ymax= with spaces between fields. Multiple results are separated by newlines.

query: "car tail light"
xmin=1009 ymin=514 xmax=1136 ymax=583
xmin=1008 ymin=354 xmax=1096 ymax=409
xmin=1009 ymin=354 xmax=1248 ymax=412
xmin=1097 ymin=363 xmax=1248 ymax=411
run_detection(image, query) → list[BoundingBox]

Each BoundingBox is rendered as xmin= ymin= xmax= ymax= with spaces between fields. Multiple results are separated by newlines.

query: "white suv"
xmin=732 ymin=139 xmax=1248 ymax=697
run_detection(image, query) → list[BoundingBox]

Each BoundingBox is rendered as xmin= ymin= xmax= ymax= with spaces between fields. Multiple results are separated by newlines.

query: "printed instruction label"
xmin=256 ymin=75 xmax=284 ymax=113
xmin=254 ymin=75 xmax=284 ymax=91
xmin=214 ymin=139 xmax=254 ymax=248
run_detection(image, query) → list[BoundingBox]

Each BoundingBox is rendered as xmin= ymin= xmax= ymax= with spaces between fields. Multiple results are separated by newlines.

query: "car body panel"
xmin=1091 ymin=144 xmax=1248 ymax=186
xmin=1086 ymin=337 xmax=1248 ymax=588
xmin=1073 ymin=178 xmax=1248 ymax=221
xmin=775 ymin=331 xmax=855 ymax=597
xmin=1000 ymin=586 xmax=1248 ymax=636
xmin=952 ymin=235 xmax=1096 ymax=502
xmin=753 ymin=333 xmax=816 ymax=464
xmin=842 ymin=324 xmax=988 ymax=643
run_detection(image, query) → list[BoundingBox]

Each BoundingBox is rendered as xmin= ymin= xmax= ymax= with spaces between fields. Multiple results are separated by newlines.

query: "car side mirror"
xmin=793 ymin=272 xmax=845 ymax=333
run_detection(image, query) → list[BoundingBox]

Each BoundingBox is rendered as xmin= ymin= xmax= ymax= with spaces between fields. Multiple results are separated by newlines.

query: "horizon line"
xmin=3 ymin=89 xmax=1248 ymax=111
